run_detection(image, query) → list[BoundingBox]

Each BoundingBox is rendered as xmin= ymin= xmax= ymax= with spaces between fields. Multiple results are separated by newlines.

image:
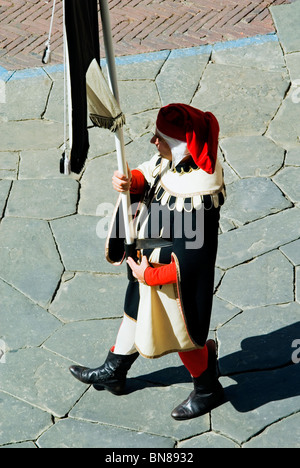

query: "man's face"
xmin=150 ymin=133 xmax=172 ymax=160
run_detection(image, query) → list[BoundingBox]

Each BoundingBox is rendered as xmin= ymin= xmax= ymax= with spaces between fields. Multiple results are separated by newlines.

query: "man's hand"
xmin=112 ymin=163 xmax=132 ymax=193
xmin=127 ymin=256 xmax=150 ymax=284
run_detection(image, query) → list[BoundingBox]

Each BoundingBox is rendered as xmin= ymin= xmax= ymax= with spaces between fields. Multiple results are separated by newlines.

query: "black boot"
xmin=171 ymin=340 xmax=224 ymax=420
xmin=69 ymin=350 xmax=139 ymax=395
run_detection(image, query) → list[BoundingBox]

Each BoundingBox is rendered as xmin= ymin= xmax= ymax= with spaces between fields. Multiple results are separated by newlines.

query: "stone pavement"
xmin=0 ymin=0 xmax=300 ymax=449
xmin=0 ymin=0 xmax=296 ymax=70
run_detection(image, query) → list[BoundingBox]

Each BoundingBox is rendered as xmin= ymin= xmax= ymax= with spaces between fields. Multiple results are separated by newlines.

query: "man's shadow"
xmin=128 ymin=322 xmax=300 ymax=413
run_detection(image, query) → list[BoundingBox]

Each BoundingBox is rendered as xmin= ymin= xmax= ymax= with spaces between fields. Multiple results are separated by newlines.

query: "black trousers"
xmin=65 ymin=0 xmax=100 ymax=174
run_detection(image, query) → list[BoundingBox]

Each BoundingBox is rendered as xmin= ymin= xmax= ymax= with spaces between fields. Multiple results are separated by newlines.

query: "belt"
xmin=136 ymin=238 xmax=173 ymax=250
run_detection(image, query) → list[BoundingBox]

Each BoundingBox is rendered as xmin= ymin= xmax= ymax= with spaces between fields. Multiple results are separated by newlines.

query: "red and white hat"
xmin=156 ymin=103 xmax=220 ymax=174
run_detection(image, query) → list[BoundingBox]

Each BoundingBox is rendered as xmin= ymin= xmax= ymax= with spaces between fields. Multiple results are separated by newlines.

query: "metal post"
xmin=100 ymin=0 xmax=135 ymax=246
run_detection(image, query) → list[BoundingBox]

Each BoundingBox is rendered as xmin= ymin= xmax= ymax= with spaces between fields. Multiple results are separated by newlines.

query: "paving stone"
xmin=216 ymin=207 xmax=300 ymax=269
xmin=217 ymin=250 xmax=294 ymax=309
xmin=43 ymin=77 xmax=64 ymax=123
xmin=118 ymin=79 xmax=160 ymax=115
xmin=19 ymin=148 xmax=64 ymax=179
xmin=0 ymin=278 xmax=61 ymax=351
xmin=0 ymin=347 xmax=85 ymax=418
xmin=113 ymin=50 xmax=169 ymax=81
xmin=217 ymin=302 xmax=300 ymax=374
xmin=212 ymin=39 xmax=287 ymax=73
xmin=191 ymin=63 xmax=289 ymax=138
xmin=212 ymin=364 xmax=300 ymax=444
xmin=178 ymin=432 xmax=239 ymax=449
xmin=280 ymin=238 xmax=300 ymax=265
xmin=124 ymin=110 xmax=157 ymax=141
xmin=220 ymin=136 xmax=285 ymax=178
xmin=6 ymin=178 xmax=78 ymax=219
xmin=285 ymin=52 xmax=300 ymax=84
xmin=0 ymin=179 xmax=11 ymax=216
xmin=0 ymin=151 xmax=19 ymax=179
xmin=0 ymin=391 xmax=51 ymax=446
xmin=266 ymin=90 xmax=300 ymax=149
xmin=70 ymin=382 xmax=210 ymax=441
xmin=243 ymin=412 xmax=300 ymax=448
xmin=270 ymin=1 xmax=300 ymax=53
xmin=221 ymin=177 xmax=292 ymax=227
xmin=4 ymin=70 xmax=52 ymax=121
xmin=37 ymin=418 xmax=174 ymax=448
xmin=285 ymin=147 xmax=300 ymax=166
xmin=210 ymin=296 xmax=241 ymax=331
xmin=0 ymin=217 xmax=63 ymax=307
xmin=0 ymin=120 xmax=63 ymax=151
xmin=156 ymin=50 xmax=210 ymax=106
xmin=43 ymin=319 xmax=122 ymax=367
xmin=49 ymin=272 xmax=127 ymax=322
xmin=273 ymin=166 xmax=300 ymax=203
xmin=51 ymin=214 xmax=125 ymax=274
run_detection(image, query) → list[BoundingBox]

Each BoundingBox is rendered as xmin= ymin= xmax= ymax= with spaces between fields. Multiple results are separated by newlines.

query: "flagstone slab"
xmin=114 ymin=50 xmax=169 ymax=81
xmin=19 ymin=148 xmax=64 ymax=179
xmin=217 ymin=302 xmax=300 ymax=374
xmin=70 ymin=383 xmax=210 ymax=441
xmin=178 ymin=431 xmax=239 ymax=449
xmin=216 ymin=207 xmax=300 ymax=269
xmin=192 ymin=63 xmax=289 ymax=138
xmin=118 ymin=80 xmax=160 ymax=115
xmin=210 ymin=296 xmax=241 ymax=331
xmin=43 ymin=319 xmax=121 ymax=367
xmin=4 ymin=70 xmax=52 ymax=121
xmin=0 ymin=179 xmax=11 ymax=216
xmin=0 ymin=278 xmax=61 ymax=351
xmin=220 ymin=136 xmax=285 ymax=178
xmin=0 ymin=347 xmax=85 ymax=418
xmin=6 ymin=178 xmax=78 ymax=219
xmin=217 ymin=250 xmax=294 ymax=309
xmin=37 ymin=418 xmax=174 ymax=449
xmin=87 ymin=126 xmax=131 ymax=160
xmin=0 ymin=120 xmax=63 ymax=151
xmin=285 ymin=52 xmax=300 ymax=83
xmin=0 ymin=151 xmax=19 ymax=179
xmin=212 ymin=364 xmax=300 ymax=444
xmin=270 ymin=1 xmax=300 ymax=53
xmin=280 ymin=239 xmax=300 ymax=266
xmin=243 ymin=412 xmax=300 ymax=448
xmin=266 ymin=90 xmax=300 ymax=149
xmin=0 ymin=391 xmax=51 ymax=446
xmin=43 ymin=78 xmax=64 ymax=123
xmin=285 ymin=147 xmax=300 ymax=166
xmin=49 ymin=272 xmax=127 ymax=322
xmin=220 ymin=177 xmax=291 ymax=227
xmin=51 ymin=214 xmax=125 ymax=274
xmin=273 ymin=166 xmax=300 ymax=203
xmin=156 ymin=51 xmax=210 ymax=106
xmin=212 ymin=38 xmax=286 ymax=72
xmin=0 ymin=217 xmax=63 ymax=307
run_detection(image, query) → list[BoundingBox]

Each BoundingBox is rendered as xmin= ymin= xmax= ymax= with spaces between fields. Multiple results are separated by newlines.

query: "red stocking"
xmin=178 ymin=345 xmax=208 ymax=378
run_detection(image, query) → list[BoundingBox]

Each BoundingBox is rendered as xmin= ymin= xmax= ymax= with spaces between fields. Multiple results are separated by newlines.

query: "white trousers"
xmin=113 ymin=314 xmax=138 ymax=355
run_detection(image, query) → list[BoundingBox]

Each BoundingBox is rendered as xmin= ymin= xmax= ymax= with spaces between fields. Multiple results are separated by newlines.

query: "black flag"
xmin=65 ymin=0 xmax=100 ymax=174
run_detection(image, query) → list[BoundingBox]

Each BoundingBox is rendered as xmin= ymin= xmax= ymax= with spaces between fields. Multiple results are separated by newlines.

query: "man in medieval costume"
xmin=70 ymin=103 xmax=225 ymax=420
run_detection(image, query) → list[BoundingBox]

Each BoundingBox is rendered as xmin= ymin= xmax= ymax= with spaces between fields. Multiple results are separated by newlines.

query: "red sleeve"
xmin=130 ymin=169 xmax=146 ymax=194
xmin=144 ymin=261 xmax=177 ymax=286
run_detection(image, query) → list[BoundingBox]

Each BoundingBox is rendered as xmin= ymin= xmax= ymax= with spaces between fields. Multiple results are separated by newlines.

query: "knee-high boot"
xmin=69 ymin=350 xmax=139 ymax=395
xmin=171 ymin=340 xmax=224 ymax=420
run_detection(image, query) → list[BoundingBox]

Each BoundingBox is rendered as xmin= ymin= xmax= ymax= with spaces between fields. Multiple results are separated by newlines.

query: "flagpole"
xmin=99 ymin=0 xmax=135 ymax=249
